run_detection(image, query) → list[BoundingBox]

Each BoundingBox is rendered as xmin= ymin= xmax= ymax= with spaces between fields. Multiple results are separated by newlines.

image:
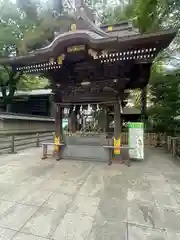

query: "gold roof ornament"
xmin=71 ymin=24 xmax=77 ymax=31
xmin=88 ymin=49 xmax=98 ymax=59
xmin=107 ymin=26 xmax=113 ymax=31
xmin=67 ymin=45 xmax=85 ymax=53
xmin=57 ymin=54 xmax=65 ymax=65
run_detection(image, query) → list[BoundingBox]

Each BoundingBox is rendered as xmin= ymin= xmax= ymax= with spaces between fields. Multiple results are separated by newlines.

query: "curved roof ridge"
xmin=36 ymin=30 xmax=110 ymax=52
xmin=76 ymin=8 xmax=110 ymax=37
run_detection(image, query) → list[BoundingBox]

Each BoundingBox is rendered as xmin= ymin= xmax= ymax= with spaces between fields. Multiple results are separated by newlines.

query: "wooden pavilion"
xmin=0 ymin=5 xmax=176 ymax=162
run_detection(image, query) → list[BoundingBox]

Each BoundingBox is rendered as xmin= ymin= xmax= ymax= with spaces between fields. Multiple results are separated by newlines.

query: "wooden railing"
xmin=0 ymin=130 xmax=54 ymax=154
xmin=121 ymin=132 xmax=166 ymax=146
xmin=63 ymin=131 xmax=167 ymax=146
xmin=165 ymin=136 xmax=180 ymax=158
xmin=1 ymin=130 xmax=179 ymax=159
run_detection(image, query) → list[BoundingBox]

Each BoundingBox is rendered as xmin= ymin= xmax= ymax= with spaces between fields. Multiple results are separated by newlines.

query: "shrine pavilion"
xmin=0 ymin=5 xmax=176 ymax=163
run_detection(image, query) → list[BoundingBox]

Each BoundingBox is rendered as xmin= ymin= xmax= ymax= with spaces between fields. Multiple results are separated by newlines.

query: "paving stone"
xmin=127 ymin=177 xmax=150 ymax=192
xmin=164 ymin=173 xmax=180 ymax=185
xmin=0 ymin=200 xmax=15 ymax=216
xmin=20 ymin=177 xmax=46 ymax=187
xmin=52 ymin=212 xmax=94 ymax=240
xmin=98 ymin=197 xmax=127 ymax=221
xmin=150 ymin=180 xmax=173 ymax=193
xmin=52 ymin=166 xmax=91 ymax=182
xmin=19 ymin=189 xmax=53 ymax=207
xmin=68 ymin=195 xmax=100 ymax=217
xmin=0 ymin=204 xmax=38 ymax=231
xmin=127 ymin=190 xmax=154 ymax=203
xmin=0 ymin=147 xmax=180 ymax=239
xmin=170 ymin=185 xmax=180 ymax=205
xmin=0 ymin=171 xmax=28 ymax=185
xmin=145 ymin=174 xmax=165 ymax=182
xmin=21 ymin=207 xmax=63 ymax=238
xmin=44 ymin=192 xmax=72 ymax=210
xmin=50 ymin=162 xmax=91 ymax=181
xmin=78 ymin=174 xmax=104 ymax=198
xmin=0 ymin=227 xmax=16 ymax=240
xmin=153 ymin=191 xmax=178 ymax=208
xmin=165 ymin=230 xmax=180 ymax=240
xmin=127 ymin=201 xmax=161 ymax=228
xmin=88 ymin=211 xmax=127 ymax=240
xmin=102 ymin=184 xmax=127 ymax=200
xmin=106 ymin=174 xmax=124 ymax=185
xmin=0 ymin=184 xmax=31 ymax=202
xmin=25 ymin=164 xmax=55 ymax=178
xmin=13 ymin=232 xmax=47 ymax=240
xmin=53 ymin=180 xmax=81 ymax=195
xmin=40 ymin=179 xmax=64 ymax=192
xmin=128 ymin=225 xmax=166 ymax=240
xmin=157 ymin=206 xmax=180 ymax=232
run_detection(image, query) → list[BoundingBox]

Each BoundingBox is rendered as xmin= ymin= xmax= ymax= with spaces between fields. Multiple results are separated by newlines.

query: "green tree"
xmin=0 ymin=0 xmax=71 ymax=111
xmin=0 ymin=0 xmax=25 ymax=111
xmin=103 ymin=0 xmax=180 ymax=134
xmin=17 ymin=75 xmax=49 ymax=90
xmin=0 ymin=66 xmax=23 ymax=111
xmin=17 ymin=0 xmax=73 ymax=54
xmin=129 ymin=89 xmax=142 ymax=109
xmin=102 ymin=0 xmax=135 ymax=24
xmin=102 ymin=0 xmax=180 ymax=31
xmin=148 ymin=51 xmax=180 ymax=134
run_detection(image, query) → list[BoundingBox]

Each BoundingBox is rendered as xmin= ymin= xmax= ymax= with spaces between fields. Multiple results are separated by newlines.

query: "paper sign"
xmin=128 ymin=122 xmax=144 ymax=160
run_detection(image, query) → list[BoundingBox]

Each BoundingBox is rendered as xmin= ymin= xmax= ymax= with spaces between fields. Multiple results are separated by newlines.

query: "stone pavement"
xmin=0 ymin=147 xmax=180 ymax=239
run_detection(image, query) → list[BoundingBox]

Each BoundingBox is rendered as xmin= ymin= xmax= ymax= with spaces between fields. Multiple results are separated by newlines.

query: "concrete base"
xmin=62 ymin=135 xmax=110 ymax=162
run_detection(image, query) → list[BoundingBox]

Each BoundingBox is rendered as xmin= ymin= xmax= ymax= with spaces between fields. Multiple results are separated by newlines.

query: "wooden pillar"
xmin=113 ymin=99 xmax=121 ymax=158
xmin=49 ymin=96 xmax=56 ymax=117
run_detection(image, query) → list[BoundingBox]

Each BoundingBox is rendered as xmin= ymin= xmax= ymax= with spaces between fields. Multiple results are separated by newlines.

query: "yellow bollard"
xmin=113 ymin=137 xmax=121 ymax=155
xmin=53 ymin=134 xmax=60 ymax=154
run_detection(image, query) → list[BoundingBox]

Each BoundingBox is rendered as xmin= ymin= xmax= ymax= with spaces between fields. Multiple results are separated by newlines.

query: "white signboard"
xmin=128 ymin=122 xmax=144 ymax=160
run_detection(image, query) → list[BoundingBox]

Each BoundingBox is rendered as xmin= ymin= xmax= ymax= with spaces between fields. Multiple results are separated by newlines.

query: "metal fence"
xmin=0 ymin=130 xmax=54 ymax=154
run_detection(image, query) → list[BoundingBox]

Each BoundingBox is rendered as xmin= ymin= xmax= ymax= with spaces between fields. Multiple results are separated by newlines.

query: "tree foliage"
xmin=103 ymin=0 xmax=180 ymax=134
xmin=102 ymin=0 xmax=135 ymax=24
xmin=148 ymin=52 xmax=180 ymax=133
xmin=17 ymin=75 xmax=49 ymax=90
xmin=0 ymin=0 xmax=70 ymax=109
xmin=0 ymin=66 xmax=22 ymax=104
xmin=102 ymin=0 xmax=180 ymax=32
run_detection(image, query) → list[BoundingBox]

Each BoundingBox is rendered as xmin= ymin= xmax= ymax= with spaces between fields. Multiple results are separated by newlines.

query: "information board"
xmin=128 ymin=122 xmax=144 ymax=160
